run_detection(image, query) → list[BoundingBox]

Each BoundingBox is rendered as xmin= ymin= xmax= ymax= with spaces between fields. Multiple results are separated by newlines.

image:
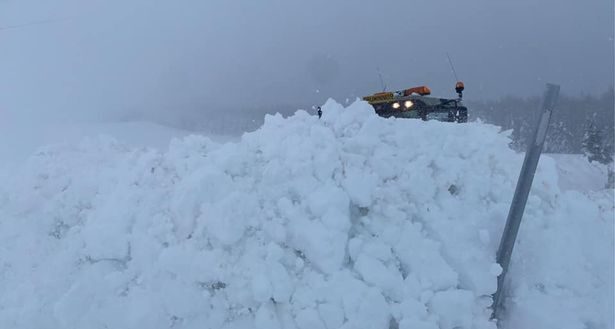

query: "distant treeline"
xmin=163 ymin=103 xmax=305 ymax=136
xmin=468 ymin=88 xmax=614 ymax=155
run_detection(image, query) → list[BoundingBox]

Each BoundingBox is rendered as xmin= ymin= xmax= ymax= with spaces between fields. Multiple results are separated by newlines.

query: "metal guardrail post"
xmin=491 ymin=83 xmax=560 ymax=322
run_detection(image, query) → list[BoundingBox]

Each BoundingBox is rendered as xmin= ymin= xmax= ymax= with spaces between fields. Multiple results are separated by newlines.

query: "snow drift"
xmin=0 ymin=100 xmax=612 ymax=329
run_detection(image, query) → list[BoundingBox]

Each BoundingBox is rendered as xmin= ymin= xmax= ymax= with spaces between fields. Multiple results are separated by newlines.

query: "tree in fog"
xmin=582 ymin=121 xmax=610 ymax=164
xmin=469 ymin=88 xmax=614 ymax=154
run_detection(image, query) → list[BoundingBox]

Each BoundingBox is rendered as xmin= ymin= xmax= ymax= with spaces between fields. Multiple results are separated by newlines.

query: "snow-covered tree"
xmin=546 ymin=121 xmax=574 ymax=153
xmin=604 ymin=139 xmax=615 ymax=189
xmin=582 ymin=121 xmax=610 ymax=164
xmin=582 ymin=120 xmax=614 ymax=188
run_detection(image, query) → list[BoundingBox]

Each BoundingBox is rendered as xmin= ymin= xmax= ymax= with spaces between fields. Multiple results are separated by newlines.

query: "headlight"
xmin=392 ymin=102 xmax=401 ymax=109
xmin=404 ymin=100 xmax=413 ymax=108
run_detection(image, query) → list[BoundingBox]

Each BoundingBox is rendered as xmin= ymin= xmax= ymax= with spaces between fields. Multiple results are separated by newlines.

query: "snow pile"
xmin=547 ymin=153 xmax=610 ymax=192
xmin=0 ymin=119 xmax=200 ymax=164
xmin=0 ymin=100 xmax=612 ymax=329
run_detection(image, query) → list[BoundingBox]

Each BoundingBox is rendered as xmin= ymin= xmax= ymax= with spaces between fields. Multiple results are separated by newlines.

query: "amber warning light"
xmin=403 ymin=86 xmax=431 ymax=96
xmin=455 ymin=81 xmax=465 ymax=99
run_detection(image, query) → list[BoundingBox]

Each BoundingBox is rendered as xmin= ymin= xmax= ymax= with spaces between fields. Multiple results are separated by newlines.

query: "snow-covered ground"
xmin=547 ymin=153 xmax=610 ymax=192
xmin=0 ymin=100 xmax=612 ymax=329
xmin=0 ymin=119 xmax=205 ymax=163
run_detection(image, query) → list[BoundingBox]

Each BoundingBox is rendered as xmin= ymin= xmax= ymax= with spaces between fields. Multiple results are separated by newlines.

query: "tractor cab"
xmin=363 ymin=82 xmax=467 ymax=123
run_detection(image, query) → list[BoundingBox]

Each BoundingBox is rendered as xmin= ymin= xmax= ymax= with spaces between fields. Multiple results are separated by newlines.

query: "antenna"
xmin=376 ymin=67 xmax=387 ymax=92
xmin=446 ymin=53 xmax=465 ymax=100
xmin=446 ymin=52 xmax=460 ymax=82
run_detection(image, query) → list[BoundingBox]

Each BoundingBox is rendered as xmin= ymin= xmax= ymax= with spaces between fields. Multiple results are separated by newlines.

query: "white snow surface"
xmin=547 ymin=153 xmax=610 ymax=192
xmin=0 ymin=119 xmax=204 ymax=164
xmin=0 ymin=99 xmax=612 ymax=329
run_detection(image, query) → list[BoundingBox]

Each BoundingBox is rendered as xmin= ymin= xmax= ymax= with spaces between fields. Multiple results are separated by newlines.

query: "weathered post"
xmin=491 ymin=83 xmax=560 ymax=322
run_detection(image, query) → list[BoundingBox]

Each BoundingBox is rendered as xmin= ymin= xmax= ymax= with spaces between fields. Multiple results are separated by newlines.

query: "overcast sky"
xmin=1 ymin=0 xmax=613 ymax=121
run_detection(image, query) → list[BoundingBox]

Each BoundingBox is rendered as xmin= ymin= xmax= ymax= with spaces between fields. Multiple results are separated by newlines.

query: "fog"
xmin=1 ymin=0 xmax=613 ymax=124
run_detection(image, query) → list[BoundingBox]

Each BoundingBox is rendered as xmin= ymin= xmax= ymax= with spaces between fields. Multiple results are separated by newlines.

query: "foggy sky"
xmin=1 ymin=0 xmax=613 ymax=122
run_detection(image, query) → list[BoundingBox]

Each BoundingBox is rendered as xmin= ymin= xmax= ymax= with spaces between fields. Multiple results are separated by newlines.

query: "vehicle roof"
xmin=367 ymin=94 xmax=454 ymax=106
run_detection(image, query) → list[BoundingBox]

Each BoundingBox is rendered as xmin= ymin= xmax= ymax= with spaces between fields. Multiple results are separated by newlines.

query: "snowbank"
xmin=546 ymin=153 xmax=610 ymax=192
xmin=0 ymin=119 xmax=199 ymax=164
xmin=0 ymin=100 xmax=612 ymax=329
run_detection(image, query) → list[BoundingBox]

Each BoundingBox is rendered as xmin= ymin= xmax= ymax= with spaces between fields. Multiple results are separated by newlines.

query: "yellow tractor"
xmin=363 ymin=82 xmax=467 ymax=123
